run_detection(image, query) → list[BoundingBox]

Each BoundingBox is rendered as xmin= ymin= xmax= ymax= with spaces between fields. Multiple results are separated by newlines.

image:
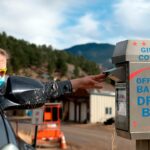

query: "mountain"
xmin=0 ymin=32 xmax=101 ymax=78
xmin=64 ymin=43 xmax=115 ymax=69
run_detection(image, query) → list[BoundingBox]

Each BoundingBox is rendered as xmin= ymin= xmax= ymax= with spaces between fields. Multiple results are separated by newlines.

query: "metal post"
xmin=136 ymin=140 xmax=150 ymax=150
xmin=32 ymin=125 xmax=38 ymax=148
xmin=16 ymin=120 xmax=18 ymax=135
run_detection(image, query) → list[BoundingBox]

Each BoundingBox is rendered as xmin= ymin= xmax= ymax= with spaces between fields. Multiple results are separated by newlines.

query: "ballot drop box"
xmin=112 ymin=40 xmax=150 ymax=139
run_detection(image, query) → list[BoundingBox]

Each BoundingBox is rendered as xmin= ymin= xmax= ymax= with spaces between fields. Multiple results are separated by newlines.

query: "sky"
xmin=0 ymin=0 xmax=150 ymax=49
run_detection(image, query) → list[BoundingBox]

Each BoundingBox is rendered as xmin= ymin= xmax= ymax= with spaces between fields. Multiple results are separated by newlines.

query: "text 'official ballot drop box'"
xmin=110 ymin=40 xmax=150 ymax=139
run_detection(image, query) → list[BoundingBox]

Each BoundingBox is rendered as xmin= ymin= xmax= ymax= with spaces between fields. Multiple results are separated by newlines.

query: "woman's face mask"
xmin=0 ymin=68 xmax=7 ymax=88
xmin=0 ymin=76 xmax=5 ymax=87
xmin=0 ymin=54 xmax=7 ymax=88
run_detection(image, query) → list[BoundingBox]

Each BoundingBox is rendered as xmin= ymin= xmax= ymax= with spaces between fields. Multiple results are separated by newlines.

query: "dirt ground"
xmin=11 ymin=122 xmax=135 ymax=150
xmin=61 ymin=123 xmax=135 ymax=150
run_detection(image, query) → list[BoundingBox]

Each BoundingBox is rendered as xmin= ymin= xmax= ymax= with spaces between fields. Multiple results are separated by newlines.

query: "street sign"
xmin=32 ymin=108 xmax=43 ymax=125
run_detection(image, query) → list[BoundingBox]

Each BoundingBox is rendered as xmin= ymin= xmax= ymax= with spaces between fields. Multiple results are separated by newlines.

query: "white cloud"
xmin=61 ymin=13 xmax=101 ymax=48
xmin=0 ymin=0 xmax=80 ymax=48
xmin=114 ymin=0 xmax=150 ymax=34
xmin=77 ymin=14 xmax=100 ymax=34
xmin=0 ymin=0 xmax=118 ymax=49
xmin=4 ymin=0 xmax=150 ymax=49
xmin=0 ymin=0 xmax=106 ymax=49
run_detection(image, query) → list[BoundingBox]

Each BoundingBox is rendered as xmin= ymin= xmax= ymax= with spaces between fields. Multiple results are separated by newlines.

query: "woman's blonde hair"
xmin=0 ymin=48 xmax=10 ymax=60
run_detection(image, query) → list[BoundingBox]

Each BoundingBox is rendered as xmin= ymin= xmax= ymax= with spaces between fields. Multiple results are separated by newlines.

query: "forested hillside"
xmin=65 ymin=43 xmax=115 ymax=69
xmin=0 ymin=32 xmax=100 ymax=79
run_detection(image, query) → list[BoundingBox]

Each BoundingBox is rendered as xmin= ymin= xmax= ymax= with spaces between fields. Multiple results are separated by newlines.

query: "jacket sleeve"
xmin=43 ymin=80 xmax=73 ymax=102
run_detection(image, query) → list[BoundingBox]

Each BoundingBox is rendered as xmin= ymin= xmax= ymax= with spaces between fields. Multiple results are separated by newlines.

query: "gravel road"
xmin=11 ymin=121 xmax=136 ymax=150
xmin=61 ymin=123 xmax=135 ymax=150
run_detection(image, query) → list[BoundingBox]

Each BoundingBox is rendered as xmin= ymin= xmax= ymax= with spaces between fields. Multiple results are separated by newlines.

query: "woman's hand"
xmin=70 ymin=74 xmax=106 ymax=90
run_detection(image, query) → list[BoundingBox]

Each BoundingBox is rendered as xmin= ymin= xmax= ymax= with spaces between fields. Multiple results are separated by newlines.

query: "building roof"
xmin=89 ymin=82 xmax=115 ymax=94
xmin=65 ymin=82 xmax=115 ymax=101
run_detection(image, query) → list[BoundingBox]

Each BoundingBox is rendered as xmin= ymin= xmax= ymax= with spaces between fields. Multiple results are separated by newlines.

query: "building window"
xmin=105 ymin=108 xmax=108 ymax=114
xmin=105 ymin=107 xmax=112 ymax=115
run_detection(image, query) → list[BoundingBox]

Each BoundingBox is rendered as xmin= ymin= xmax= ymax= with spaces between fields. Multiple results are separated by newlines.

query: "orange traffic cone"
xmin=60 ymin=133 xmax=67 ymax=149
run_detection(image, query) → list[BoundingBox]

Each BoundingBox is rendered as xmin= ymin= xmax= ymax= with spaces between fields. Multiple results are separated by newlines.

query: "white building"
xmin=62 ymin=82 xmax=115 ymax=123
xmin=90 ymin=90 xmax=115 ymax=123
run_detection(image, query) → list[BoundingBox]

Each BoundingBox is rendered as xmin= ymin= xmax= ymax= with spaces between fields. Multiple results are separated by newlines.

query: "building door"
xmin=76 ymin=104 xmax=79 ymax=122
xmin=69 ymin=102 xmax=75 ymax=121
xmin=81 ymin=103 xmax=87 ymax=123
